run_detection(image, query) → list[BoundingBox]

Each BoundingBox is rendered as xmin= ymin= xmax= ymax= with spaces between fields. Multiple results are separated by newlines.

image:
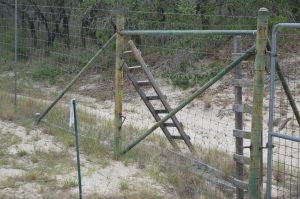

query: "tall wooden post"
xmin=114 ymin=11 xmax=125 ymax=159
xmin=248 ymin=8 xmax=268 ymax=199
xmin=234 ymin=36 xmax=244 ymax=199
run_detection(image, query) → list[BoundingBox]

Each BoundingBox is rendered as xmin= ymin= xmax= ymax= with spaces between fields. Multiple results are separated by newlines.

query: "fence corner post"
xmin=114 ymin=10 xmax=125 ymax=159
xmin=233 ymin=35 xmax=244 ymax=199
xmin=248 ymin=7 xmax=268 ymax=199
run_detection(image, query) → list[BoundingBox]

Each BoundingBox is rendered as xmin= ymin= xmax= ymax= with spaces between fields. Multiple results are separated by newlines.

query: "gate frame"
xmin=266 ymin=23 xmax=300 ymax=199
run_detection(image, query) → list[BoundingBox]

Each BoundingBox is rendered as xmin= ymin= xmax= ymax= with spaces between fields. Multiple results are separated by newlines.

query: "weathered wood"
xmin=146 ymin=95 xmax=160 ymax=100
xmin=232 ymin=178 xmax=249 ymax=190
xmin=233 ymin=129 xmax=251 ymax=139
xmin=164 ymin=123 xmax=176 ymax=127
xmin=155 ymin=109 xmax=168 ymax=114
xmin=128 ymin=40 xmax=195 ymax=153
xmin=123 ymin=50 xmax=132 ymax=55
xmin=123 ymin=63 xmax=180 ymax=150
xmin=128 ymin=65 xmax=142 ymax=70
xmin=169 ymin=150 xmax=247 ymax=192
xmin=234 ymin=35 xmax=245 ymax=199
xmin=233 ymin=104 xmax=252 ymax=114
xmin=234 ymin=154 xmax=250 ymax=165
xmin=137 ymin=80 xmax=151 ymax=86
xmin=233 ymin=79 xmax=253 ymax=88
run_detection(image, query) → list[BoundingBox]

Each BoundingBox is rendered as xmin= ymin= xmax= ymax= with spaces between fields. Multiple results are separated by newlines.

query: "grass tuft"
xmin=62 ymin=177 xmax=77 ymax=189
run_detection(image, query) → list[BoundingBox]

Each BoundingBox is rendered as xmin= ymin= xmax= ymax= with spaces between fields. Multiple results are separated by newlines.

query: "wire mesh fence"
xmin=1 ymin=2 xmax=300 ymax=198
xmin=0 ymin=3 xmax=259 ymax=196
xmin=121 ymin=11 xmax=257 ymax=179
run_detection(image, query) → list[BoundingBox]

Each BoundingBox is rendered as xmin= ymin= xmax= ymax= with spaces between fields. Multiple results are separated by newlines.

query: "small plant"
xmin=274 ymin=164 xmax=285 ymax=183
xmin=32 ymin=62 xmax=60 ymax=84
xmin=30 ymin=155 xmax=38 ymax=163
xmin=138 ymin=188 xmax=162 ymax=199
xmin=86 ymin=167 xmax=96 ymax=176
xmin=23 ymin=171 xmax=37 ymax=181
xmin=17 ymin=150 xmax=28 ymax=157
xmin=119 ymin=180 xmax=129 ymax=191
xmin=203 ymin=96 xmax=212 ymax=110
xmin=167 ymin=172 xmax=180 ymax=187
xmin=0 ymin=177 xmax=16 ymax=188
xmin=148 ymin=166 xmax=164 ymax=184
xmin=62 ymin=177 xmax=77 ymax=189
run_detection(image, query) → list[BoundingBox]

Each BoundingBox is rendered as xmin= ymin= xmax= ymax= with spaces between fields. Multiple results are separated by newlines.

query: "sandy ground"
xmin=0 ymin=120 xmax=172 ymax=198
xmin=1 ymin=53 xmax=300 ymax=197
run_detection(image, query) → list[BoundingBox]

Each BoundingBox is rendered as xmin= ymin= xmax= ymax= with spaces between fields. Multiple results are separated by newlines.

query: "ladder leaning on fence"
xmin=123 ymin=40 xmax=195 ymax=153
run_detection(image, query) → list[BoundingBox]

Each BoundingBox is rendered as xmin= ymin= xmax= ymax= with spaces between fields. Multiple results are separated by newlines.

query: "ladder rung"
xmin=137 ymin=80 xmax=151 ymax=86
xmin=146 ymin=96 xmax=160 ymax=100
xmin=128 ymin=65 xmax=142 ymax=70
xmin=233 ymin=129 xmax=251 ymax=139
xmin=123 ymin=50 xmax=132 ymax=55
xmin=171 ymin=135 xmax=191 ymax=140
xmin=171 ymin=136 xmax=183 ymax=140
xmin=155 ymin=109 xmax=168 ymax=114
xmin=233 ymin=154 xmax=250 ymax=165
xmin=164 ymin=123 xmax=176 ymax=127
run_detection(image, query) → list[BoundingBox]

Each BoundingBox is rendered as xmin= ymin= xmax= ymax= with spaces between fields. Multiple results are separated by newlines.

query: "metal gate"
xmin=266 ymin=23 xmax=300 ymax=199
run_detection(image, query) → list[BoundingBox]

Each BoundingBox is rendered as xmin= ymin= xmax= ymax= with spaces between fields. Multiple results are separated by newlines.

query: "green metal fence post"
xmin=248 ymin=8 xmax=268 ymax=199
xmin=114 ymin=11 xmax=125 ymax=159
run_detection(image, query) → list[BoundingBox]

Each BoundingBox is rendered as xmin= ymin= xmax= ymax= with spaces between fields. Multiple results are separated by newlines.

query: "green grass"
xmin=22 ymin=171 xmax=37 ymax=181
xmin=0 ymin=86 xmax=236 ymax=198
xmin=148 ymin=165 xmax=164 ymax=184
xmin=62 ymin=177 xmax=77 ymax=189
xmin=17 ymin=150 xmax=28 ymax=157
xmin=32 ymin=61 xmax=61 ymax=84
xmin=119 ymin=180 xmax=129 ymax=191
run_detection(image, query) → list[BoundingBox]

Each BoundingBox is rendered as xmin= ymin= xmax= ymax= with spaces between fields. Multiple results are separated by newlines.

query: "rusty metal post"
xmin=248 ymin=8 xmax=268 ymax=199
xmin=114 ymin=11 xmax=125 ymax=158
xmin=233 ymin=36 xmax=244 ymax=199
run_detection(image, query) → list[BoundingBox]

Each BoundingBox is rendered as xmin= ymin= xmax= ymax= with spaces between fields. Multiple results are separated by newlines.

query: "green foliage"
xmin=269 ymin=15 xmax=288 ymax=28
xmin=177 ymin=0 xmax=196 ymax=14
xmin=32 ymin=62 xmax=60 ymax=84
xmin=163 ymin=62 xmax=224 ymax=89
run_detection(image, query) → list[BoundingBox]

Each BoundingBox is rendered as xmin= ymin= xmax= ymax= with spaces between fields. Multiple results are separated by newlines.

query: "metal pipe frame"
xmin=271 ymin=132 xmax=300 ymax=143
xmin=121 ymin=45 xmax=256 ymax=155
xmin=121 ymin=30 xmax=256 ymax=36
xmin=266 ymin=23 xmax=300 ymax=199
xmin=266 ymin=42 xmax=300 ymax=128
xmin=14 ymin=0 xmax=18 ymax=108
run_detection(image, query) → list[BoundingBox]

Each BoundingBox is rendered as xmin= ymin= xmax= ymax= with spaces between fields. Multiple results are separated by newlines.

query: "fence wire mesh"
xmin=121 ymin=11 xmax=257 ymax=180
xmin=2 ymin=2 xmax=299 ymax=198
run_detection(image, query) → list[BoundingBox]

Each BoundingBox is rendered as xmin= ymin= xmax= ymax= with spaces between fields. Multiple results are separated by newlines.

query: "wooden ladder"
xmin=123 ymin=40 xmax=194 ymax=153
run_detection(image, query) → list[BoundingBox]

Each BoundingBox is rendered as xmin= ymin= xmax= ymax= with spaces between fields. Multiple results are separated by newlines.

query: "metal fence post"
xmin=248 ymin=8 xmax=268 ymax=199
xmin=13 ymin=0 xmax=18 ymax=108
xmin=114 ymin=11 xmax=125 ymax=158
xmin=72 ymin=99 xmax=82 ymax=199
xmin=233 ymin=35 xmax=244 ymax=199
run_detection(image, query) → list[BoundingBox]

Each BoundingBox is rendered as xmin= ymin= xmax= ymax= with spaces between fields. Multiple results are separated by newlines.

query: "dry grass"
xmin=203 ymin=147 xmax=235 ymax=177
xmin=274 ymin=163 xmax=285 ymax=183
xmin=203 ymin=96 xmax=212 ymax=110
xmin=0 ymin=90 xmax=234 ymax=198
